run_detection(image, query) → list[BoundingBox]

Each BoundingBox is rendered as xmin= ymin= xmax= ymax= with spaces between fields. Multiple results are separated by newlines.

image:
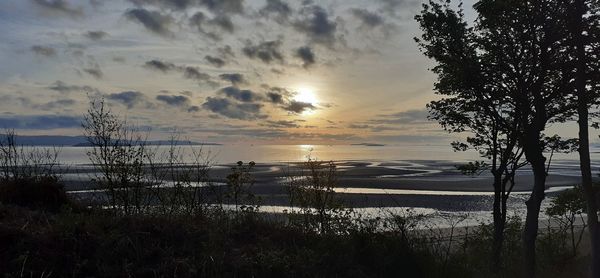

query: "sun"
xmin=294 ymin=87 xmax=318 ymax=115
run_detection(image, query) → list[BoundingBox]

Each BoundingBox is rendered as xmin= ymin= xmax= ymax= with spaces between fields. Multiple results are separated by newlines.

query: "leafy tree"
xmin=416 ymin=0 xmax=586 ymax=275
xmin=546 ymin=187 xmax=588 ymax=257
xmin=415 ymin=0 xmax=527 ymax=269
xmin=563 ymin=0 xmax=600 ymax=275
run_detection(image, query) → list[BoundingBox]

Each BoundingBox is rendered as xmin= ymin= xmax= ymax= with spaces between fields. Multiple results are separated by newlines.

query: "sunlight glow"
xmin=294 ymin=87 xmax=318 ymax=115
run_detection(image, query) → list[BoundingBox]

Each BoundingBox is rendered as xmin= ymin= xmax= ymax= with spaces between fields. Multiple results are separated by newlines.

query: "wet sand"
xmin=63 ymin=159 xmax=589 ymax=212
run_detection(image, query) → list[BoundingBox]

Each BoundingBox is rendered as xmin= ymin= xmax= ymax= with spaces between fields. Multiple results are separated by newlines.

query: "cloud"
xmin=112 ymin=56 xmax=126 ymax=63
xmin=202 ymin=97 xmax=265 ymax=120
xmin=293 ymin=5 xmax=338 ymax=46
xmin=370 ymin=109 xmax=430 ymax=125
xmin=259 ymin=0 xmax=292 ymax=22
xmin=205 ymin=55 xmax=225 ymax=67
xmin=143 ymin=60 xmax=213 ymax=84
xmin=47 ymin=81 xmax=99 ymax=94
xmin=83 ymin=67 xmax=103 ymax=79
xmin=199 ymin=0 xmax=244 ymax=15
xmin=371 ymin=134 xmax=447 ymax=144
xmin=377 ymin=0 xmax=419 ymax=13
xmin=209 ymin=15 xmax=235 ymax=33
xmin=107 ymin=91 xmax=146 ymax=108
xmin=34 ymin=99 xmax=77 ymax=110
xmin=183 ymin=67 xmax=211 ymax=82
xmin=127 ymin=0 xmax=195 ymax=10
xmin=242 ymin=39 xmax=284 ymax=64
xmin=84 ymin=30 xmax=108 ymax=40
xmin=295 ymin=46 xmax=315 ymax=68
xmin=124 ymin=8 xmax=173 ymax=36
xmin=0 ymin=94 xmax=78 ymax=111
xmin=351 ymin=9 xmax=384 ymax=28
xmin=144 ymin=59 xmax=176 ymax=72
xmin=31 ymin=0 xmax=83 ymax=18
xmin=219 ymin=73 xmax=245 ymax=85
xmin=0 ymin=115 xmax=81 ymax=130
xmin=263 ymin=86 xmax=293 ymax=104
xmin=261 ymin=120 xmax=301 ymax=128
xmin=156 ymin=94 xmax=199 ymax=112
xmin=219 ymin=86 xmax=263 ymax=102
xmin=266 ymin=92 xmax=284 ymax=104
xmin=31 ymin=45 xmax=56 ymax=57
xmin=282 ymin=101 xmax=315 ymax=114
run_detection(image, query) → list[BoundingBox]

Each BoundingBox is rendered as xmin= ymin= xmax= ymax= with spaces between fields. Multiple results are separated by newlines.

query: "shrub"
xmin=0 ymin=177 xmax=70 ymax=212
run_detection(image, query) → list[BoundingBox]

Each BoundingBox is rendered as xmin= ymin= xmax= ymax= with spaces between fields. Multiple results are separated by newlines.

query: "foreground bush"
xmin=0 ymin=204 xmax=590 ymax=278
xmin=0 ymin=206 xmax=443 ymax=278
xmin=0 ymin=177 xmax=71 ymax=213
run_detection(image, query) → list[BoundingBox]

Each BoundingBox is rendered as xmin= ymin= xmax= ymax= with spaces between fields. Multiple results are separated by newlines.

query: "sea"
xmin=50 ymin=143 xmax=598 ymax=166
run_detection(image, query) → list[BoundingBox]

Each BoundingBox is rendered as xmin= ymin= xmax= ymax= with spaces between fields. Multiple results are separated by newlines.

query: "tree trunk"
xmin=492 ymin=172 xmax=504 ymax=270
xmin=522 ymin=142 xmax=546 ymax=278
xmin=573 ymin=1 xmax=600 ymax=276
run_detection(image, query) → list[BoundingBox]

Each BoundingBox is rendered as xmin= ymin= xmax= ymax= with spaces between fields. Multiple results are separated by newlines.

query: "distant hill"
xmin=0 ymin=135 xmax=221 ymax=147
xmin=351 ymin=143 xmax=386 ymax=147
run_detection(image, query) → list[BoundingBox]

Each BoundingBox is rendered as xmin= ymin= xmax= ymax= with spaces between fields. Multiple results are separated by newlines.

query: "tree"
xmin=564 ymin=0 xmax=600 ymax=275
xmin=82 ymin=97 xmax=151 ymax=215
xmin=415 ymin=1 xmax=526 ymax=269
xmin=417 ymin=0 xmax=578 ymax=275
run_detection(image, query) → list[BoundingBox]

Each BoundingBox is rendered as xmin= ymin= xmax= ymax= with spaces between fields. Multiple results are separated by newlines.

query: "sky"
xmin=2 ymin=0 xmax=583 ymax=146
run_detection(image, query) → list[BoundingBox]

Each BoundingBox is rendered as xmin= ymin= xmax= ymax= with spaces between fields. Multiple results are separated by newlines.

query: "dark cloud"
xmin=205 ymin=55 xmax=225 ymax=67
xmin=202 ymin=97 xmax=265 ymax=120
xmin=31 ymin=45 xmax=56 ymax=57
xmin=259 ymin=0 xmax=292 ymax=22
xmin=219 ymin=73 xmax=245 ymax=85
xmin=0 ymin=115 xmax=81 ymax=130
xmin=199 ymin=0 xmax=244 ymax=15
xmin=264 ymin=86 xmax=292 ymax=104
xmin=189 ymin=11 xmax=207 ymax=30
xmin=128 ymin=0 xmax=195 ymax=10
xmin=282 ymin=101 xmax=315 ymax=114
xmin=219 ymin=86 xmax=262 ymax=102
xmin=124 ymin=8 xmax=173 ymax=36
xmin=0 ymin=94 xmax=77 ymax=111
xmin=351 ymin=9 xmax=384 ymax=28
xmin=218 ymin=45 xmax=235 ymax=58
xmin=31 ymin=0 xmax=83 ymax=17
xmin=143 ymin=60 xmax=213 ymax=83
xmin=107 ymin=91 xmax=146 ymax=108
xmin=156 ymin=94 xmax=189 ymax=106
xmin=209 ymin=15 xmax=234 ymax=33
xmin=155 ymin=94 xmax=199 ymax=112
xmin=188 ymin=11 xmax=235 ymax=40
xmin=83 ymin=67 xmax=103 ymax=79
xmin=266 ymin=92 xmax=284 ymax=104
xmin=48 ymin=81 xmax=99 ymax=94
xmin=183 ymin=67 xmax=211 ymax=81
xmin=144 ymin=59 xmax=176 ymax=72
xmin=261 ymin=120 xmax=301 ymax=128
xmin=293 ymin=5 xmax=338 ymax=46
xmin=242 ymin=39 xmax=284 ymax=64
xmin=84 ymin=30 xmax=108 ymax=40
xmin=295 ymin=46 xmax=315 ymax=68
